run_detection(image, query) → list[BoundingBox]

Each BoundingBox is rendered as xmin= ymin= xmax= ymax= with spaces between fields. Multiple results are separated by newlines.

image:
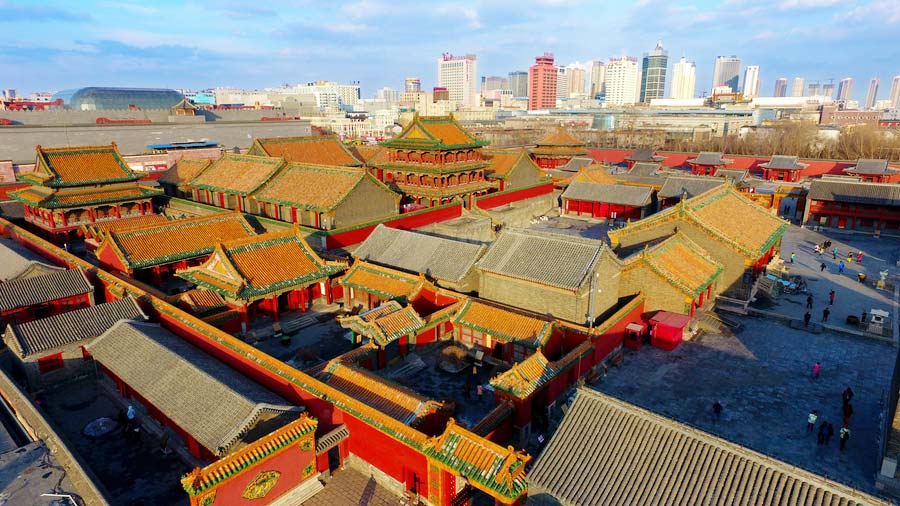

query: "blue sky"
xmin=2 ymin=0 xmax=899 ymax=103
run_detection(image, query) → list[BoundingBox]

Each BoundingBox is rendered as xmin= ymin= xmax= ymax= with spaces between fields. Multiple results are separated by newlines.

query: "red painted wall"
xmin=587 ymin=149 xmax=887 ymax=180
xmin=475 ymin=183 xmax=554 ymax=210
xmin=592 ymin=299 xmax=645 ymax=362
xmin=209 ymin=443 xmax=315 ymax=506
xmin=323 ymin=204 xmax=463 ymax=250
xmin=341 ymin=413 xmax=430 ymax=496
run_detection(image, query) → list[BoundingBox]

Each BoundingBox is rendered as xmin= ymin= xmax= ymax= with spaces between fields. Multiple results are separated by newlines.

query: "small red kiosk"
xmin=648 ymin=311 xmax=691 ymax=351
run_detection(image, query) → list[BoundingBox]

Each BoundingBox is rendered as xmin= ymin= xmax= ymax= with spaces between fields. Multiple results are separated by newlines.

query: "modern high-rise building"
xmin=670 ymin=57 xmax=696 ymax=99
xmin=567 ymin=63 xmax=587 ymax=96
xmin=556 ymin=67 xmax=570 ymax=101
xmin=508 ymin=71 xmax=529 ymax=98
xmin=437 ymin=53 xmax=477 ymax=107
xmin=822 ymin=82 xmax=835 ymax=99
xmin=640 ymin=40 xmax=668 ymax=103
xmin=773 ymin=78 xmax=788 ymax=97
xmin=836 ymin=78 xmax=853 ymax=101
xmin=405 ymin=78 xmax=421 ymax=93
xmin=606 ymin=56 xmax=640 ymax=106
xmin=791 ymin=77 xmax=806 ymax=97
xmin=712 ymin=56 xmax=741 ymax=92
xmin=528 ymin=53 xmax=558 ymax=110
xmin=481 ymin=76 xmax=508 ymax=93
xmin=890 ymin=76 xmax=900 ymax=109
xmin=807 ymin=83 xmax=820 ymax=96
xmin=742 ymin=65 xmax=760 ymax=97
xmin=589 ymin=61 xmax=606 ymax=99
xmin=865 ymin=77 xmax=880 ymax=109
xmin=375 ymin=87 xmax=399 ymax=102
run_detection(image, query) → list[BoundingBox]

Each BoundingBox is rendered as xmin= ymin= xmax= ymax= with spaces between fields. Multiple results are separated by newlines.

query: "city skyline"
xmin=1 ymin=0 xmax=899 ymax=104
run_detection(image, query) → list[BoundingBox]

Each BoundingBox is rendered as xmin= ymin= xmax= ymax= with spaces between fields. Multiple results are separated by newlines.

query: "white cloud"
xmin=435 ymin=4 xmax=482 ymax=29
xmin=840 ymin=0 xmax=900 ymax=24
xmin=780 ymin=0 xmax=843 ymax=9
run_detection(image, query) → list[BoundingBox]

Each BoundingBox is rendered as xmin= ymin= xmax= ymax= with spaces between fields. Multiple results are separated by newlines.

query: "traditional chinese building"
xmin=476 ymin=229 xmax=622 ymax=325
xmin=251 ymin=163 xmax=400 ymax=230
xmin=95 ymin=212 xmax=257 ymax=285
xmin=86 ymin=320 xmax=300 ymax=461
xmin=619 ymin=233 xmax=723 ymax=318
xmin=176 ymin=228 xmax=345 ymax=328
xmin=157 ymin=158 xmax=212 ymax=198
xmin=373 ymin=114 xmax=494 ymax=208
xmin=0 ymin=236 xmax=65 ymax=281
xmin=482 ymin=149 xmax=545 ymax=191
xmin=352 ymin=224 xmax=486 ymax=292
xmin=452 ymin=298 xmax=559 ymax=362
xmin=10 ymin=144 xmax=162 ymax=243
xmin=758 ymin=155 xmax=808 ymax=182
xmin=656 ymin=176 xmax=725 ymax=210
xmin=804 ymin=179 xmax=900 ymax=232
xmin=248 ymin=135 xmax=363 ymax=167
xmin=0 ymin=268 xmax=93 ymax=326
xmin=623 ymin=148 xmax=665 ymax=169
xmin=686 ymin=151 xmax=732 ymax=176
xmin=339 ymin=259 xmax=435 ymax=312
xmin=561 ymin=182 xmax=655 ymax=220
xmin=188 ymin=153 xmax=286 ymax=213
xmin=841 ymin=158 xmax=900 ymax=183
xmin=80 ymin=214 xmax=170 ymax=251
xmin=529 ymin=128 xmax=589 ymax=169
xmin=3 ymin=297 xmax=146 ymax=391
xmin=608 ymin=186 xmax=787 ymax=299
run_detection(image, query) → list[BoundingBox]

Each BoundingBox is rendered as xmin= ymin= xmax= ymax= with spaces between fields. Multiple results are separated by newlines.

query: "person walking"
xmin=807 ymin=410 xmax=818 ymax=432
xmin=476 ymin=384 xmax=484 ymax=402
xmin=824 ymin=422 xmax=835 ymax=445
xmin=842 ymin=386 xmax=854 ymax=405
xmin=832 ymin=247 xmax=838 ymax=260
xmin=790 ymin=252 xmax=796 ymax=264
xmin=713 ymin=400 xmax=723 ymax=421
xmin=820 ymin=262 xmax=827 ymax=272
xmin=812 ymin=361 xmax=821 ymax=379
xmin=840 ymin=425 xmax=850 ymax=451
xmin=843 ymin=402 xmax=854 ymax=425
xmin=857 ymin=251 xmax=863 ymax=264
xmin=829 ymin=290 xmax=835 ymax=305
xmin=822 ymin=307 xmax=830 ymax=323
xmin=804 ymin=311 xmax=812 ymax=327
xmin=838 ymin=260 xmax=845 ymax=273
xmin=806 ymin=295 xmax=813 ymax=309
xmin=817 ymin=422 xmax=827 ymax=445
xmin=847 ymin=252 xmax=853 ymax=263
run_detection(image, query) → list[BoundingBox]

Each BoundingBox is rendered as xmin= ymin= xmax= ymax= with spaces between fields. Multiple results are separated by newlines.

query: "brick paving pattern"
xmin=303 ymin=467 xmax=403 ymax=506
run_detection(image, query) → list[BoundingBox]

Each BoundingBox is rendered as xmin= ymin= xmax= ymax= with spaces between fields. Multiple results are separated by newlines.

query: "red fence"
xmin=475 ymin=183 xmax=554 ymax=210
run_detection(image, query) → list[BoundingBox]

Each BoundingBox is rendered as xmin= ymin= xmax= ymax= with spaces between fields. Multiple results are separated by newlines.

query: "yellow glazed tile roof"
xmin=158 ymin=158 xmax=212 ymax=185
xmin=643 ymin=234 xmax=722 ymax=295
xmin=190 ymin=153 xmax=286 ymax=196
xmin=453 ymin=299 xmax=554 ymax=348
xmin=340 ymin=260 xmax=426 ymax=300
xmin=33 ymin=144 xmax=136 ymax=185
xmin=535 ymin=127 xmax=586 ymax=147
xmin=254 ymin=163 xmax=397 ymax=211
xmin=251 ymin=135 xmax=362 ymax=166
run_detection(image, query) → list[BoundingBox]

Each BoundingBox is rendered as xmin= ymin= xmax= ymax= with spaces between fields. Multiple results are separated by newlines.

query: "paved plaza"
xmin=302 ymin=466 xmax=403 ymax=506
xmin=594 ymin=317 xmax=897 ymax=495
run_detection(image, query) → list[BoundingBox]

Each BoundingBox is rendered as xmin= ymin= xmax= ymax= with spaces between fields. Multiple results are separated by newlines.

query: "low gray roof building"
xmin=808 ymin=180 xmax=900 ymax=206
xmin=556 ymin=157 xmax=595 ymax=173
xmin=353 ymin=224 xmax=486 ymax=284
xmin=759 ymin=155 xmax=807 ymax=171
xmin=687 ymin=151 xmax=732 ymax=166
xmin=626 ymin=162 xmax=663 ymax=177
xmin=0 ymin=269 xmax=92 ymax=312
xmin=529 ymin=388 xmax=890 ymax=506
xmin=86 ymin=321 xmax=298 ymax=456
xmin=561 ymin=182 xmax=654 ymax=207
xmin=0 ymin=238 xmax=63 ymax=282
xmin=843 ymin=159 xmax=897 ymax=175
xmin=477 ymin=229 xmax=606 ymax=291
xmin=625 ymin=148 xmax=665 ymax=163
xmin=658 ymin=176 xmax=726 ymax=199
xmin=5 ymin=297 xmax=146 ymax=358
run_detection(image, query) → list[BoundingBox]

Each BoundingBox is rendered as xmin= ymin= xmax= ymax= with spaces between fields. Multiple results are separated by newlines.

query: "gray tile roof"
xmin=714 ymin=168 xmax=749 ymax=183
xmin=353 ymin=225 xmax=486 ymax=282
xmin=760 ymin=155 xmax=804 ymax=170
xmin=557 ymin=157 xmax=595 ymax=172
xmin=0 ymin=238 xmax=63 ymax=282
xmin=0 ymin=269 xmax=92 ymax=312
xmin=625 ymin=148 xmax=665 ymax=162
xmin=844 ymin=159 xmax=897 ymax=175
xmin=561 ymin=182 xmax=653 ymax=207
xmin=808 ymin=180 xmax=900 ymax=206
xmin=528 ymin=388 xmax=890 ymax=506
xmin=688 ymin=151 xmax=731 ymax=166
xmin=477 ymin=229 xmax=606 ymax=290
xmin=626 ymin=162 xmax=663 ymax=177
xmin=5 ymin=297 xmax=146 ymax=358
xmin=658 ymin=176 xmax=726 ymax=199
xmin=86 ymin=321 xmax=297 ymax=456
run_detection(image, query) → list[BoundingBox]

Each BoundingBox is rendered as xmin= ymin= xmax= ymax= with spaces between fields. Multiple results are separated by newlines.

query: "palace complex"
xmin=0 ymin=118 xmax=897 ymax=506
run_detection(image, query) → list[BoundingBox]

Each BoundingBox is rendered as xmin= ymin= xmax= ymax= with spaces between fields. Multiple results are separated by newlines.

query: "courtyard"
xmin=593 ymin=316 xmax=897 ymax=496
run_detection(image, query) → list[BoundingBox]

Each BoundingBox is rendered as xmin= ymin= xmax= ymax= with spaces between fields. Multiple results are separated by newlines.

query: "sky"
xmin=2 ymin=0 xmax=899 ymax=103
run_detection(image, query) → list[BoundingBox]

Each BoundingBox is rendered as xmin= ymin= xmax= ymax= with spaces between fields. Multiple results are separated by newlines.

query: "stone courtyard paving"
xmin=593 ymin=317 xmax=897 ymax=496
xmin=771 ymin=226 xmax=900 ymax=337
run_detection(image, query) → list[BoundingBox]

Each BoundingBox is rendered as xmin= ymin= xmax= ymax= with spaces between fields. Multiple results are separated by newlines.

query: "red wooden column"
xmin=270 ymin=295 xmax=279 ymax=322
xmin=324 ymin=279 xmax=333 ymax=304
